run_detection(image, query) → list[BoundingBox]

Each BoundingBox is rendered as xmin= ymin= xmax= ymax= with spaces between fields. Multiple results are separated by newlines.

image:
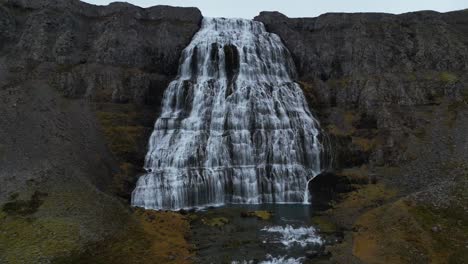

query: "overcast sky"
xmin=82 ymin=0 xmax=467 ymax=18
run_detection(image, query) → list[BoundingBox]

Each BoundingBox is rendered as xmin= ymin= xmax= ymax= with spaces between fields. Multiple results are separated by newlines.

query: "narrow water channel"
xmin=190 ymin=204 xmax=338 ymax=263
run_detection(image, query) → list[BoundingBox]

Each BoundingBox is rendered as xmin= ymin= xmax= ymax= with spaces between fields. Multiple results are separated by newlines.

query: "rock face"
xmin=256 ymin=11 xmax=468 ymax=109
xmin=1 ymin=0 xmax=202 ymax=200
xmin=257 ymin=10 xmax=468 ymax=263
xmin=1 ymin=0 xmax=202 ymax=104
xmin=0 ymin=1 xmax=201 ymax=262
xmin=256 ymin=10 xmax=468 ymax=172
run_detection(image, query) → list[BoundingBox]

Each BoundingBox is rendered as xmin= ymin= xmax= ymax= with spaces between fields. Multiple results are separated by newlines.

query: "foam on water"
xmin=261 ymin=225 xmax=323 ymax=248
xmin=232 ymin=254 xmax=304 ymax=264
xmin=131 ymin=17 xmax=322 ymax=210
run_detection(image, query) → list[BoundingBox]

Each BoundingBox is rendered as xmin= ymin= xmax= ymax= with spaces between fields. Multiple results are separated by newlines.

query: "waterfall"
xmin=131 ymin=17 xmax=322 ymax=210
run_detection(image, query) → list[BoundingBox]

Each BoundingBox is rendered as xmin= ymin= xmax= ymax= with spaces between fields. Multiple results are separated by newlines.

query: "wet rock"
xmin=202 ymin=217 xmax=229 ymax=227
xmin=431 ymin=225 xmax=441 ymax=233
xmin=305 ymin=249 xmax=319 ymax=258
xmin=240 ymin=211 xmax=273 ymax=220
xmin=179 ymin=209 xmax=188 ymax=215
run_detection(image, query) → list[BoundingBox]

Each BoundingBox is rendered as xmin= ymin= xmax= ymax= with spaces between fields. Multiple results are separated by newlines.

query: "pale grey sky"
xmin=82 ymin=0 xmax=467 ymax=18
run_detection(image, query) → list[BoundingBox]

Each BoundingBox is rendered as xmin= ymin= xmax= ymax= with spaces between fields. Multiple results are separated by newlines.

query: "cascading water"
xmin=131 ymin=17 xmax=322 ymax=210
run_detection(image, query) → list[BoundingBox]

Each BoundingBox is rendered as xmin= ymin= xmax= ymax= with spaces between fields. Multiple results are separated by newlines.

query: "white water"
xmin=302 ymin=177 xmax=315 ymax=204
xmin=233 ymin=255 xmax=304 ymax=264
xmin=261 ymin=225 xmax=323 ymax=248
xmin=131 ymin=17 xmax=322 ymax=210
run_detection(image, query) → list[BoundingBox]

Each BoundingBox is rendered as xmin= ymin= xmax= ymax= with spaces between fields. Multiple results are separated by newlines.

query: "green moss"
xmin=240 ymin=210 xmax=273 ymax=220
xmin=96 ymin=111 xmax=141 ymax=127
xmin=100 ymin=125 xmax=145 ymax=158
xmin=52 ymin=210 xmax=193 ymax=264
xmin=410 ymin=204 xmax=468 ymax=262
xmin=328 ymin=78 xmax=351 ymax=88
xmin=0 ymin=216 xmax=81 ymax=263
xmin=2 ymin=191 xmax=48 ymax=216
xmin=95 ymin=109 xmax=147 ymax=159
xmin=336 ymin=166 xmax=369 ymax=184
xmin=311 ymin=216 xmax=338 ymax=233
xmin=353 ymin=193 xmax=467 ymax=264
xmin=94 ymin=106 xmax=152 ymax=198
xmin=202 ymin=217 xmax=229 ymax=227
xmin=439 ymin=72 xmax=458 ymax=84
xmin=413 ymin=127 xmax=426 ymax=139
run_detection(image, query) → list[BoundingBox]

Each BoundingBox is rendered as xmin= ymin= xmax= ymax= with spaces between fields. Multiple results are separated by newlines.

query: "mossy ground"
xmin=58 ymin=209 xmax=193 ymax=264
xmin=0 ymin=211 xmax=81 ymax=263
xmin=241 ymin=210 xmax=273 ymax=220
xmin=315 ymin=172 xmax=468 ymax=264
xmin=323 ymin=182 xmax=397 ymax=227
xmin=353 ymin=199 xmax=468 ymax=264
xmin=0 ymin=181 xmax=192 ymax=264
xmin=311 ymin=216 xmax=338 ymax=234
xmin=202 ymin=217 xmax=230 ymax=227
xmin=93 ymin=103 xmax=154 ymax=199
xmin=95 ymin=109 xmax=146 ymax=159
xmin=93 ymin=103 xmax=195 ymax=263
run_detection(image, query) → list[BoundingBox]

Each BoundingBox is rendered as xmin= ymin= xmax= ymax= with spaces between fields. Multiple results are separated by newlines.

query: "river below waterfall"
xmin=190 ymin=204 xmax=338 ymax=264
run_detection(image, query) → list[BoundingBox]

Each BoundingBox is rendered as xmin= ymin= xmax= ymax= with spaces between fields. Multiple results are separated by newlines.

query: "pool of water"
xmin=190 ymin=204 xmax=336 ymax=264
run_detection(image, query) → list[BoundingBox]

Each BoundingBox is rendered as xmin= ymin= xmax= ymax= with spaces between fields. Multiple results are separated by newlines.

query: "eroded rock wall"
xmin=256 ymin=10 xmax=468 ymax=173
xmin=0 ymin=1 xmax=201 ymax=262
xmin=256 ymin=10 xmax=468 ymax=263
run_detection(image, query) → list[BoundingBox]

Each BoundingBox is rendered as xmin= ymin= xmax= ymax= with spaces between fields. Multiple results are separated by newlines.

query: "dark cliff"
xmin=255 ymin=9 xmax=468 ymax=184
xmin=1 ymin=0 xmax=202 ymax=198
xmin=0 ymin=0 xmax=201 ymax=262
xmin=256 ymin=11 xmax=468 ymax=263
xmin=1 ymin=0 xmax=201 ymax=103
xmin=256 ymin=11 xmax=468 ymax=108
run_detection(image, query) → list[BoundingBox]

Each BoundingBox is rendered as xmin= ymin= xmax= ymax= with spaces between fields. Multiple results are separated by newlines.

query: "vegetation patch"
xmin=94 ymin=104 xmax=154 ymax=199
xmin=2 ymin=191 xmax=48 ymax=216
xmin=240 ymin=210 xmax=273 ymax=220
xmin=96 ymin=108 xmax=147 ymax=161
xmin=353 ymin=198 xmax=468 ymax=264
xmin=439 ymin=72 xmax=458 ymax=84
xmin=99 ymin=124 xmax=145 ymax=159
xmin=311 ymin=216 xmax=339 ymax=233
xmin=328 ymin=184 xmax=396 ymax=217
xmin=0 ymin=215 xmax=81 ymax=263
xmin=55 ymin=209 xmax=193 ymax=264
xmin=336 ymin=166 xmax=369 ymax=184
xmin=202 ymin=217 xmax=230 ymax=227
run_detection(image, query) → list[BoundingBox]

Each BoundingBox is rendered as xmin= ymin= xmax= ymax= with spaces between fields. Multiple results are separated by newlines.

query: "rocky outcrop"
xmin=256 ymin=10 xmax=468 ymax=108
xmin=257 ymin=11 xmax=468 ymax=263
xmin=1 ymin=0 xmax=202 ymax=104
xmin=256 ymin=10 xmax=468 ymax=171
xmin=0 ymin=1 xmax=201 ymax=262
xmin=1 ymin=0 xmax=202 ymax=200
